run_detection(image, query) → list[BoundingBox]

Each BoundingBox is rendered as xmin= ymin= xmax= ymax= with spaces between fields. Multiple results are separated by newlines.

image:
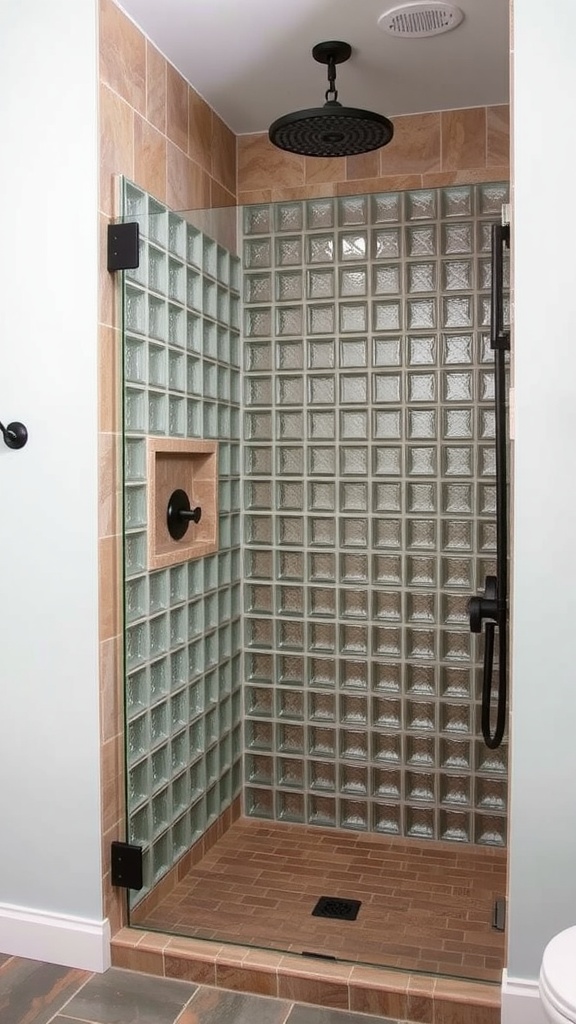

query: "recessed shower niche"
xmin=147 ymin=438 xmax=218 ymax=568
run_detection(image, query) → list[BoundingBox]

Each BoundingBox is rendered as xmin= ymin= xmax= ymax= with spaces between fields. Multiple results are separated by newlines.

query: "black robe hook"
xmin=0 ymin=420 xmax=28 ymax=450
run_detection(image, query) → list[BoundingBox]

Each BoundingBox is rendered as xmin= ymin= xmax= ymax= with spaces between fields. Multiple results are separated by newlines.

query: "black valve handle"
xmin=0 ymin=420 xmax=28 ymax=450
xmin=166 ymin=488 xmax=202 ymax=540
xmin=178 ymin=506 xmax=202 ymax=524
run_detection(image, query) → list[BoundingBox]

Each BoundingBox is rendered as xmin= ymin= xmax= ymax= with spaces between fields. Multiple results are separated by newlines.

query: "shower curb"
xmin=110 ymin=926 xmax=501 ymax=1023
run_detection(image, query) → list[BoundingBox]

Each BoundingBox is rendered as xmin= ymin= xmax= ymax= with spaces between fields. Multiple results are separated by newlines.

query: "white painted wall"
xmin=507 ymin=0 xmax=576 ymax=985
xmin=0 ymin=0 xmax=104 ymax=954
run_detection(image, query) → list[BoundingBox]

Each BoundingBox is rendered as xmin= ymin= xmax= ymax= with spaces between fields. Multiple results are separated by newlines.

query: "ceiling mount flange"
xmin=312 ymin=41 xmax=352 ymax=65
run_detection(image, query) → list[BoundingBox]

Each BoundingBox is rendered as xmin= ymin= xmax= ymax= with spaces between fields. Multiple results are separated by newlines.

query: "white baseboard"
xmin=0 ymin=902 xmax=111 ymax=972
xmin=501 ymin=969 xmax=547 ymax=1024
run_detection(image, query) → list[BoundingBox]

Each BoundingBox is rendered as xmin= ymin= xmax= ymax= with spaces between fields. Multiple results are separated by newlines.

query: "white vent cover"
xmin=378 ymin=2 xmax=464 ymax=37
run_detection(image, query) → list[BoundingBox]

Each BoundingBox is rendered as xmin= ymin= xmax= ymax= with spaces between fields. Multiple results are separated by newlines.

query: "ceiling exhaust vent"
xmin=378 ymin=2 xmax=464 ymax=37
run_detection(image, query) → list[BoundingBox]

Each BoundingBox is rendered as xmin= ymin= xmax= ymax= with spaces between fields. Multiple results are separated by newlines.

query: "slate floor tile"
xmin=60 ymin=967 xmax=197 ymax=1024
xmin=287 ymin=1007 xmax=399 ymax=1024
xmin=0 ymin=958 xmax=89 ymax=1024
xmin=183 ymin=986 xmax=292 ymax=1024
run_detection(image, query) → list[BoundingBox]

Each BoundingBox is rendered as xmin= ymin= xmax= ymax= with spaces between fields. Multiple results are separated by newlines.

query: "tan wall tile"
xmin=381 ymin=112 xmax=441 ymax=176
xmin=166 ymin=63 xmax=189 ymax=153
xmin=305 ymin=155 xmax=346 ymax=184
xmin=271 ymin=183 xmax=337 ymax=202
xmin=346 ymin=150 xmax=380 ymax=181
xmin=212 ymin=114 xmax=237 ymax=194
xmin=336 ymin=174 xmax=422 ymax=196
xmin=101 ymin=735 xmax=123 ymax=836
xmin=442 ymin=107 xmax=486 ymax=170
xmin=166 ymin=142 xmax=211 ymax=211
xmin=99 ymin=325 xmax=119 ymax=433
xmin=99 ymin=0 xmax=146 ymax=115
xmin=146 ymin=41 xmax=167 ymax=135
xmin=99 ymin=635 xmax=122 ymax=743
xmin=134 ymin=114 xmax=167 ymax=204
xmin=189 ymin=89 xmax=213 ymax=173
xmin=99 ymin=84 xmax=134 ymax=216
xmin=99 ymin=430 xmax=119 ymax=540
xmin=210 ymin=181 xmax=236 ymax=209
xmin=422 ymin=165 xmax=509 ymax=189
xmin=238 ymin=189 xmax=273 ymax=205
xmin=238 ymin=134 xmax=305 ymax=191
xmin=487 ymin=104 xmax=510 ymax=166
xmin=99 ymin=534 xmax=121 ymax=642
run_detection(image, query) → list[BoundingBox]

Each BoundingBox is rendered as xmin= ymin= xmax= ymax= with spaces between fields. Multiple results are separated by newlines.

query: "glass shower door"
xmin=119 ymin=176 xmax=509 ymax=984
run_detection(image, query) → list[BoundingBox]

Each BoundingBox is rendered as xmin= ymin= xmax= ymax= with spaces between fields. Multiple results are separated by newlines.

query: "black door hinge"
xmin=111 ymin=841 xmax=143 ymax=890
xmin=107 ymin=222 xmax=140 ymax=272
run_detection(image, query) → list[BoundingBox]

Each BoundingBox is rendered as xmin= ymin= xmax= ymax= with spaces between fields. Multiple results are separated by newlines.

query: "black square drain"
xmin=311 ymin=896 xmax=361 ymax=921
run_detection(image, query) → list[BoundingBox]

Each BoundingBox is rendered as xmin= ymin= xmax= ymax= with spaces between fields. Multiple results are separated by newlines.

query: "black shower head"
xmin=268 ymin=41 xmax=394 ymax=159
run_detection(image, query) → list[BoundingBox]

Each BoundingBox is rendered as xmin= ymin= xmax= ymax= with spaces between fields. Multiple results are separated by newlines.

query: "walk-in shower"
xmin=120 ymin=177 xmax=509 ymax=983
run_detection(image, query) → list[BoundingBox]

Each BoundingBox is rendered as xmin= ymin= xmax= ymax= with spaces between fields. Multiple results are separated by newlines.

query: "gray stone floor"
xmin=0 ymin=955 xmax=397 ymax=1024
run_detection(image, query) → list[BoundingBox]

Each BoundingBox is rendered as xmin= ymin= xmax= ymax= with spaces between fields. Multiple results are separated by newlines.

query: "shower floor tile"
xmin=131 ymin=818 xmax=506 ymax=982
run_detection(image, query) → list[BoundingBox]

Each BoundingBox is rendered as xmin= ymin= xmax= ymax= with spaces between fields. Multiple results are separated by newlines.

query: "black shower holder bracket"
xmin=0 ymin=420 xmax=28 ymax=450
xmin=468 ymin=575 xmax=499 ymax=633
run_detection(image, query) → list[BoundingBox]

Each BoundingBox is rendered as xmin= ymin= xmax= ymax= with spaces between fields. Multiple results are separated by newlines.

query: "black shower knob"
xmin=0 ymin=420 xmax=28 ymax=450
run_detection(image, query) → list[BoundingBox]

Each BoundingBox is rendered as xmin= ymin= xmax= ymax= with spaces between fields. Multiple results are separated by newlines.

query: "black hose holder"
xmin=166 ymin=488 xmax=202 ymax=541
xmin=468 ymin=576 xmax=498 ymax=634
xmin=0 ymin=420 xmax=28 ymax=450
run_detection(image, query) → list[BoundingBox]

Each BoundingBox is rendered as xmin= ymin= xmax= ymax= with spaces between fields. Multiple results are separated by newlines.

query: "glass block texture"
xmin=122 ymin=182 xmax=243 ymax=900
xmin=241 ymin=185 xmax=509 ymax=846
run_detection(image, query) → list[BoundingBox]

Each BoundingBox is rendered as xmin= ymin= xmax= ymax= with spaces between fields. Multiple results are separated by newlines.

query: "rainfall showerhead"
xmin=268 ymin=41 xmax=394 ymax=159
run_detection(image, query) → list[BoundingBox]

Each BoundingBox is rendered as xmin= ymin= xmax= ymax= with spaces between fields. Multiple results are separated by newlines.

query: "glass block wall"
xmin=241 ymin=183 xmax=509 ymax=846
xmin=122 ymin=181 xmax=243 ymax=900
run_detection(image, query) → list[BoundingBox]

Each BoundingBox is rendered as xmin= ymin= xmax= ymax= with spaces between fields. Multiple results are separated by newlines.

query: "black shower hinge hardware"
xmin=493 ymin=897 xmax=506 ymax=932
xmin=111 ymin=841 xmax=143 ymax=890
xmin=107 ymin=222 xmax=140 ymax=272
xmin=491 ymin=224 xmax=511 ymax=352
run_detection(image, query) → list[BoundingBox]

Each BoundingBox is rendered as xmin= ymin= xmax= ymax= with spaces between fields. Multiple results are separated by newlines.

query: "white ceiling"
xmin=117 ymin=0 xmax=510 ymax=135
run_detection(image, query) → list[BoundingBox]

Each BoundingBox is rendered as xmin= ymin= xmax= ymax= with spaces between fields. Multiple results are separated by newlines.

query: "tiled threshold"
xmin=111 ymin=927 xmax=501 ymax=1024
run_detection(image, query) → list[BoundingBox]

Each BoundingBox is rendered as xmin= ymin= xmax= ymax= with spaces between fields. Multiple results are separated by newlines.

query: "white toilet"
xmin=540 ymin=925 xmax=576 ymax=1023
